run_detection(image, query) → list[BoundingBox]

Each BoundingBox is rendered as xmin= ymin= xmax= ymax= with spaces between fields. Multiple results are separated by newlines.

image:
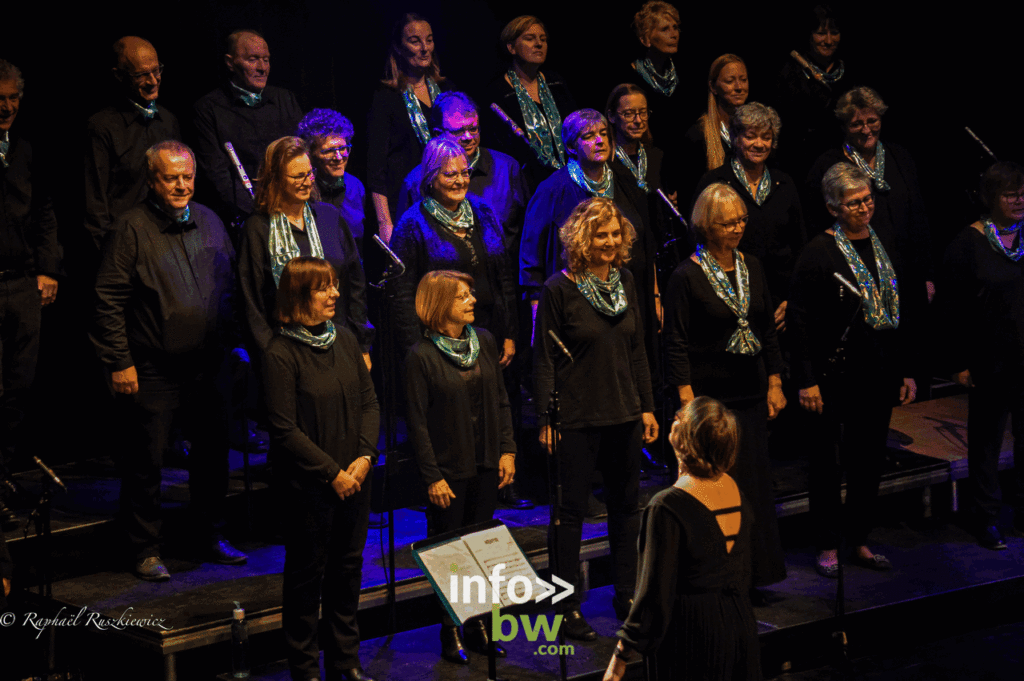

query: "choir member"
xmin=664 ymin=182 xmax=787 ymax=591
xmin=193 ymin=30 xmax=303 ymax=222
xmin=85 ymin=37 xmax=180 ymax=253
xmin=789 ymin=163 xmax=916 ymax=578
xmin=263 ymin=257 xmax=379 ymax=681
xmin=534 ymin=197 xmax=658 ymax=641
xmin=91 ymin=141 xmax=247 ymax=581
xmin=367 ymin=13 xmax=453 ymax=242
xmin=405 ymin=271 xmax=516 ymax=664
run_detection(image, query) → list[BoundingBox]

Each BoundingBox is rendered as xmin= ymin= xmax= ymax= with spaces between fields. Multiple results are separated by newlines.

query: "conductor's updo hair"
xmin=669 ymin=397 xmax=739 ymax=479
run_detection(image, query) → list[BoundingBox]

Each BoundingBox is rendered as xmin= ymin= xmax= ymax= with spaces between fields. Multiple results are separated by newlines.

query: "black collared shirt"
xmin=92 ymin=200 xmax=236 ymax=371
xmin=85 ymin=101 xmax=181 ymax=251
xmin=193 ymin=84 xmax=303 ymax=217
xmin=0 ymin=131 xmax=60 ymax=275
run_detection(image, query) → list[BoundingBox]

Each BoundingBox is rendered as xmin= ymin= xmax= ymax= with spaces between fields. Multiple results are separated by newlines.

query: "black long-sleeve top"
xmin=481 ymin=71 xmax=576 ymax=194
xmin=391 ymin=195 xmax=517 ymax=355
xmin=237 ymin=201 xmax=372 ymax=355
xmin=192 ymin=84 xmax=303 ymax=217
xmin=406 ymin=327 xmax=516 ymax=486
xmin=0 ymin=131 xmax=61 ymax=275
xmin=263 ymin=326 xmax=379 ymax=489
xmin=365 ymin=81 xmax=454 ymax=222
xmin=84 ymin=101 xmax=181 ymax=251
xmin=0 ymin=528 xmax=12 ymax=612
xmin=939 ymin=226 xmax=1024 ymax=384
xmin=693 ymin=162 xmax=807 ymax=307
xmin=91 ymin=201 xmax=236 ymax=371
xmin=664 ymin=254 xmax=784 ymax=404
xmin=534 ymin=268 xmax=655 ymax=429
xmin=787 ymin=232 xmax=907 ymax=389
xmin=318 ymin=173 xmax=367 ymax=245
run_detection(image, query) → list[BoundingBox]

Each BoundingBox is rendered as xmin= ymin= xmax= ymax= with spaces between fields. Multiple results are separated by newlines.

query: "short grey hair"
xmin=0 ymin=60 xmax=24 ymax=96
xmin=729 ymin=102 xmax=781 ymax=149
xmin=690 ymin=183 xmax=745 ymax=245
xmin=419 ymin=137 xmax=466 ymax=197
xmin=821 ymin=163 xmax=871 ymax=209
xmin=145 ymin=140 xmax=196 ymax=179
xmin=834 ymin=86 xmax=888 ymax=124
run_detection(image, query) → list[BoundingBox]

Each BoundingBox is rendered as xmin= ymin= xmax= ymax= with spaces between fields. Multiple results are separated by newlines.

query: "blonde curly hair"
xmin=558 ymin=197 xmax=636 ymax=274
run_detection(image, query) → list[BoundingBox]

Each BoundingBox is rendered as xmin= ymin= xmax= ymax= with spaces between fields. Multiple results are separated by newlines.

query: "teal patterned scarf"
xmin=845 ymin=141 xmax=890 ymax=191
xmin=430 ymin=324 xmax=480 ymax=368
xmin=280 ymin=320 xmax=337 ymax=349
xmin=129 ymin=98 xmax=158 ymax=120
xmin=148 ymin=200 xmax=191 ymax=225
xmin=720 ymin=120 xmax=731 ymax=148
xmin=404 ymin=78 xmax=441 ymax=146
xmin=731 ymin=157 xmax=772 ymax=205
xmin=805 ymin=59 xmax=845 ymax=86
xmin=230 ymin=82 xmax=262 ymax=107
xmin=633 ymin=58 xmax=678 ymax=97
xmin=696 ymin=245 xmax=761 ymax=355
xmin=576 ymin=267 xmax=628 ymax=317
xmin=833 ymin=225 xmax=899 ymax=329
xmin=616 ymin=146 xmax=649 ymax=193
xmin=318 ymin=174 xmax=346 ymax=192
xmin=567 ymin=159 xmax=613 ymax=198
xmin=507 ymin=70 xmax=566 ymax=169
xmin=269 ymin=203 xmax=324 ymax=286
xmin=422 ymin=197 xmax=478 ymax=266
xmin=0 ymin=131 xmax=8 ymax=168
xmin=982 ymin=218 xmax=1024 ymax=262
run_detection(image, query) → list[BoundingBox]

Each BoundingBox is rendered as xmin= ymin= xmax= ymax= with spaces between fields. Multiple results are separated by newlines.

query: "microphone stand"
xmin=369 ymin=235 xmax=406 ymax=633
xmin=545 ymin=331 xmax=570 ymax=681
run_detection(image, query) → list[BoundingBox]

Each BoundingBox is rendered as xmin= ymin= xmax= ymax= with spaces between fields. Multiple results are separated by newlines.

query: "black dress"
xmin=617 ymin=486 xmax=762 ymax=681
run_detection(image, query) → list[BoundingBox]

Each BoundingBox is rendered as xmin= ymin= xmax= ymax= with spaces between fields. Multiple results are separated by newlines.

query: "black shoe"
xmin=210 ymin=539 xmax=248 ymax=565
xmin=611 ymin=592 xmax=633 ymax=621
xmin=134 ymin=556 xmax=170 ymax=582
xmin=463 ymin=618 xmax=507 ymax=657
xmin=0 ymin=498 xmax=17 ymax=530
xmin=640 ymin=447 xmax=670 ymax=475
xmin=976 ymin=525 xmax=1008 ymax=551
xmin=560 ymin=609 xmax=597 ymax=642
xmin=498 ymin=483 xmax=535 ymax=510
xmin=440 ymin=625 xmax=469 ymax=664
xmin=339 ymin=668 xmax=376 ymax=681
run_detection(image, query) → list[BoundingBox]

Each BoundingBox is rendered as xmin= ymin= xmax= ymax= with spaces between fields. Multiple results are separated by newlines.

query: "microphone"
xmin=833 ymin=272 xmax=861 ymax=298
xmin=373 ymin=235 xmax=407 ymax=276
xmin=33 ymin=456 xmax=67 ymax=493
xmin=547 ymin=330 xmax=574 ymax=363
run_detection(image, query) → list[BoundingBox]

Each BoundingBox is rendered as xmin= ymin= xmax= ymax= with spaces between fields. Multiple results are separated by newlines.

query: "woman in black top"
xmin=534 ymin=197 xmax=658 ymax=641
xmin=940 ymin=162 xmax=1024 ymax=550
xmin=484 ymin=15 xmax=576 ymax=193
xmin=263 ymin=257 xmax=379 ymax=681
xmin=238 ymin=137 xmax=372 ymax=366
xmin=605 ymin=397 xmax=762 ymax=681
xmin=367 ymin=13 xmax=453 ymax=240
xmin=406 ymin=270 xmax=517 ymax=664
xmin=789 ymin=163 xmax=916 ymax=578
xmin=664 ymin=182 xmax=788 ymax=590
xmin=391 ymin=138 xmax=517 ymax=362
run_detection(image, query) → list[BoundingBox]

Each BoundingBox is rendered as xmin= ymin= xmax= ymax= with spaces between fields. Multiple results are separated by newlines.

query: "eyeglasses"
xmin=286 ymin=169 xmax=316 ymax=183
xmin=313 ymin=282 xmax=339 ymax=294
xmin=121 ymin=63 xmax=164 ymax=82
xmin=1001 ymin=191 xmax=1024 ymax=203
xmin=616 ymin=109 xmax=650 ymax=121
xmin=840 ymin=195 xmax=874 ymax=210
xmin=441 ymin=169 xmax=472 ymax=181
xmin=317 ymin=144 xmax=351 ymax=159
xmin=456 ymin=288 xmax=476 ymax=303
xmin=713 ymin=216 xmax=748 ymax=231
xmin=443 ymin=125 xmax=480 ymax=137
xmin=848 ymin=117 xmax=881 ymax=132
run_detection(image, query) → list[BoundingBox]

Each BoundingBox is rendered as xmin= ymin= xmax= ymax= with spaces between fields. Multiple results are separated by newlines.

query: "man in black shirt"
xmin=92 ymin=140 xmax=246 ymax=581
xmin=193 ymin=29 xmax=302 ymax=221
xmin=0 ymin=60 xmax=61 ymax=528
xmin=85 ymin=37 xmax=180 ymax=254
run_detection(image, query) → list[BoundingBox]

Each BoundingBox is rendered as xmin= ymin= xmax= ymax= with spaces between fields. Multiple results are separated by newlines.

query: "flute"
xmin=490 ymin=103 xmax=529 ymax=143
xmin=224 ymin=142 xmax=255 ymax=198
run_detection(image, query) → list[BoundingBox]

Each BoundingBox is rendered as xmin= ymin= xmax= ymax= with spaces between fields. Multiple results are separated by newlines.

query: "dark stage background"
xmin=2 ymin=0 xmax=1017 ymax=465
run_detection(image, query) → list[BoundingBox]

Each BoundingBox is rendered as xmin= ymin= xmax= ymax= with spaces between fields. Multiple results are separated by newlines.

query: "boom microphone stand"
xmin=546 ymin=330 xmax=571 ymax=681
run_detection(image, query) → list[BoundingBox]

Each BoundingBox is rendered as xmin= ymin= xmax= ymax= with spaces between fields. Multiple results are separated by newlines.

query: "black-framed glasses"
xmin=317 ymin=144 xmax=352 ymax=159
xmin=616 ymin=109 xmax=650 ymax=121
xmin=840 ymin=195 xmax=874 ymax=210
xmin=286 ymin=169 xmax=316 ymax=183
xmin=713 ymin=216 xmax=748 ymax=231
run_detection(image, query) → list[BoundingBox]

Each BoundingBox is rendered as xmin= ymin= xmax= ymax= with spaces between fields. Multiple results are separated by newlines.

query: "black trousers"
xmin=426 ymin=467 xmax=499 ymax=626
xmin=806 ymin=375 xmax=899 ymax=551
xmin=0 ymin=275 xmax=41 ymax=465
xmin=967 ymin=378 xmax=1024 ymax=525
xmin=116 ymin=353 xmax=230 ymax=559
xmin=549 ymin=420 xmax=642 ymax=612
xmin=283 ymin=473 xmax=372 ymax=681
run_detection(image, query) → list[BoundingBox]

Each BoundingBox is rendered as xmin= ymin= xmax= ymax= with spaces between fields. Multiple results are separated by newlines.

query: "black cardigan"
xmin=406 ymin=327 xmax=516 ymax=486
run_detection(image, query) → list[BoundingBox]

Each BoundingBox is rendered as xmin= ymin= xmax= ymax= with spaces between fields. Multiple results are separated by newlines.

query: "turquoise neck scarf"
xmin=633 ymin=58 xmax=678 ymax=97
xmin=318 ymin=173 xmax=346 ymax=192
xmin=616 ymin=145 xmax=649 ymax=193
xmin=567 ymin=159 xmax=613 ymax=198
xmin=467 ymin=147 xmax=481 ymax=170
xmin=230 ymin=81 xmax=262 ymax=107
xmin=269 ymin=203 xmax=324 ymax=286
xmin=981 ymin=218 xmax=1024 ymax=261
xmin=695 ymin=245 xmax=761 ymax=355
xmin=576 ymin=267 xmax=628 ymax=317
xmin=0 ymin=131 xmax=8 ymax=169
xmin=149 ymin=200 xmax=191 ymax=225
xmin=280 ymin=320 xmax=337 ymax=349
xmin=731 ymin=157 xmax=772 ymax=206
xmin=129 ymin=98 xmax=158 ymax=120
xmin=422 ymin=197 xmax=478 ymax=266
xmin=507 ymin=69 xmax=566 ymax=169
xmin=805 ymin=58 xmax=845 ymax=86
xmin=430 ymin=324 xmax=480 ymax=368
xmin=845 ymin=141 xmax=890 ymax=191
xmin=720 ymin=120 xmax=731 ymax=148
xmin=833 ymin=225 xmax=900 ymax=329
xmin=404 ymin=78 xmax=441 ymax=146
